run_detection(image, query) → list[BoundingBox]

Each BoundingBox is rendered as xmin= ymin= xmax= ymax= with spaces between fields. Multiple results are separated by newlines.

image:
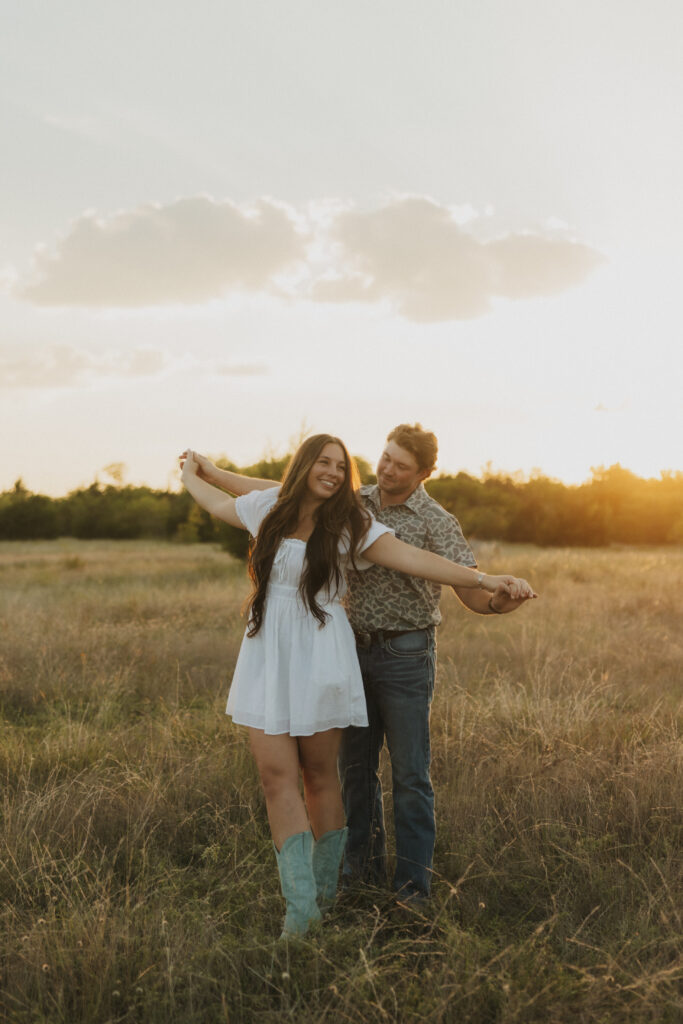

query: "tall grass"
xmin=1 ymin=539 xmax=681 ymax=1022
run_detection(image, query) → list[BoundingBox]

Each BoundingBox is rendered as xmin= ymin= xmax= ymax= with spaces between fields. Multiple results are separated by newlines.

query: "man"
xmin=338 ymin=424 xmax=533 ymax=903
xmin=184 ymin=424 xmax=533 ymax=903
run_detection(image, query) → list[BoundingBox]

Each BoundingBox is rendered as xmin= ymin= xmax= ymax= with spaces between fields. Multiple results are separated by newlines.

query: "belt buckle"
xmin=355 ymin=631 xmax=372 ymax=647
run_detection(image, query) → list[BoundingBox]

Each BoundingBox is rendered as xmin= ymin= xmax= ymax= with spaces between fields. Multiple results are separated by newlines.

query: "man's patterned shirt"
xmin=345 ymin=483 xmax=477 ymax=632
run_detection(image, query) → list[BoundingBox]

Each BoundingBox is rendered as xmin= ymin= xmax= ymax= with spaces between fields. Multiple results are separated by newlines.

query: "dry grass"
xmin=0 ymin=539 xmax=681 ymax=1023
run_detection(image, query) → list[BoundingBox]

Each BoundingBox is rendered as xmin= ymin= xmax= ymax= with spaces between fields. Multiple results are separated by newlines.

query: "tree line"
xmin=1 ymin=459 xmax=681 ymax=550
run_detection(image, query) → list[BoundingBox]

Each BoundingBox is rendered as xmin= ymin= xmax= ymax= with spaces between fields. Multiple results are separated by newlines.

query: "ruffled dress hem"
xmin=226 ymin=709 xmax=370 ymax=736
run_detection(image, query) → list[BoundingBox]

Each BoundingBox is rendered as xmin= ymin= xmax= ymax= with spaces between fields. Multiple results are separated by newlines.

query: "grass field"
xmin=1 ymin=539 xmax=681 ymax=1023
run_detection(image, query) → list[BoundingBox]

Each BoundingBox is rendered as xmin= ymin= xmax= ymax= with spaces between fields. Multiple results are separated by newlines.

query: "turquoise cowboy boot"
xmin=273 ymin=831 xmax=322 ymax=939
xmin=312 ymin=827 xmax=348 ymax=913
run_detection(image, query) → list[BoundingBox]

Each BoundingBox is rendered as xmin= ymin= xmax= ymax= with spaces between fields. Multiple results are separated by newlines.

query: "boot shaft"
xmin=274 ymin=830 xmax=321 ymax=938
xmin=312 ymin=826 xmax=348 ymax=912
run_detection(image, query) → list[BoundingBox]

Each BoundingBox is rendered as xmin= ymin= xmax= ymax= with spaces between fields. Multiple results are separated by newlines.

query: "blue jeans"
xmin=339 ymin=628 xmax=436 ymax=899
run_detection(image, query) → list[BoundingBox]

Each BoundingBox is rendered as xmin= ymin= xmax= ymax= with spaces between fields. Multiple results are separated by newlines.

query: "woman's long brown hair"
xmin=246 ymin=435 xmax=369 ymax=636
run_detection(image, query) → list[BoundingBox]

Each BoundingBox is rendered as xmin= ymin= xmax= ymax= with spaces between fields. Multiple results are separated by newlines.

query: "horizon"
xmin=5 ymin=452 xmax=681 ymax=501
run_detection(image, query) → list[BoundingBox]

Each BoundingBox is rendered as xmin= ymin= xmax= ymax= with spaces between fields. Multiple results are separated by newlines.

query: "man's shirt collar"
xmin=362 ymin=482 xmax=429 ymax=514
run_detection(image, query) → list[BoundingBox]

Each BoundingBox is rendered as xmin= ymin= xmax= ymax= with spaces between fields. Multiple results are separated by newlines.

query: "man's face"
xmin=376 ymin=440 xmax=429 ymax=497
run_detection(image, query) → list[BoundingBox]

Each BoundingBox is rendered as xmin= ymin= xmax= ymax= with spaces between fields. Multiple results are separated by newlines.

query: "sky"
xmin=1 ymin=0 xmax=682 ymax=495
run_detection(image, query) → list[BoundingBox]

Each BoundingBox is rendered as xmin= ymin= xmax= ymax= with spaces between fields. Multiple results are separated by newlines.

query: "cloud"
xmin=0 ymin=345 xmax=166 ymax=388
xmin=310 ymin=197 xmax=604 ymax=322
xmin=488 ymin=234 xmax=604 ymax=301
xmin=16 ymin=197 xmax=307 ymax=307
xmin=14 ymin=194 xmax=602 ymax=321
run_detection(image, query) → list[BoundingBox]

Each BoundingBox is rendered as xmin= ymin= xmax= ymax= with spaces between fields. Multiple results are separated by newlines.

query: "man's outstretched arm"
xmin=425 ymin=511 xmax=535 ymax=615
xmin=179 ymin=451 xmax=277 ymax=495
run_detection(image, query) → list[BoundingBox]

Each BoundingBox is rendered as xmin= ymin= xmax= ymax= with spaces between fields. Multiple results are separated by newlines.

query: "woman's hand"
xmin=179 ymin=449 xmax=215 ymax=480
xmin=488 ymin=580 xmax=537 ymax=613
xmin=178 ymin=451 xmax=244 ymax=528
xmin=180 ymin=449 xmax=200 ymax=482
xmin=483 ymin=574 xmax=537 ymax=599
xmin=179 ymin=448 xmax=216 ymax=479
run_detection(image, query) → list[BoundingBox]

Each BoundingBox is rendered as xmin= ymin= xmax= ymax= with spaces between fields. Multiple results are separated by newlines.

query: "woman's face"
xmin=305 ymin=442 xmax=347 ymax=502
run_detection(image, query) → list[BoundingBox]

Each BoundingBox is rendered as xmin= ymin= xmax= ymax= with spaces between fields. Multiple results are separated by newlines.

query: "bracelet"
xmin=475 ymin=572 xmax=485 ymax=588
xmin=488 ymin=596 xmax=503 ymax=614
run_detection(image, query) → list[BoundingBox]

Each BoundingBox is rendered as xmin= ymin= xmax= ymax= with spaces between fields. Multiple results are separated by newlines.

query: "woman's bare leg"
xmin=247 ymin=728 xmax=309 ymax=850
xmin=298 ymin=729 xmax=345 ymax=839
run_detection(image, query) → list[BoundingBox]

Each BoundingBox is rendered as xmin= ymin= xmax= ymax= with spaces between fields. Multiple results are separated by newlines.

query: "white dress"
xmin=226 ymin=487 xmax=393 ymax=736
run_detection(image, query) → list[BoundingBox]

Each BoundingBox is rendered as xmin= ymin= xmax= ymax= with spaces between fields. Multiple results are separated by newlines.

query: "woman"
xmin=181 ymin=435 xmax=534 ymax=938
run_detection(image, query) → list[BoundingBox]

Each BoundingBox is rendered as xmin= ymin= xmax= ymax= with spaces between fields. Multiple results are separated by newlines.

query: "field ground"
xmin=0 ymin=540 xmax=681 ymax=1023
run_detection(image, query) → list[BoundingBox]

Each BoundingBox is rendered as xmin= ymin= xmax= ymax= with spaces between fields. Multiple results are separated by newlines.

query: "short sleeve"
xmin=234 ymin=487 xmax=280 ymax=536
xmin=426 ymin=510 xmax=477 ymax=567
xmin=349 ymin=515 xmax=394 ymax=571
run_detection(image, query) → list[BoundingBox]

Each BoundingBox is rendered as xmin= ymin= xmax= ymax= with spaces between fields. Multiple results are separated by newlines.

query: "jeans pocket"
xmin=386 ymin=632 xmax=430 ymax=658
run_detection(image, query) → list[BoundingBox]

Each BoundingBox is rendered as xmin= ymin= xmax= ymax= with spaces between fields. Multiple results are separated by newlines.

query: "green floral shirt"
xmin=346 ymin=483 xmax=477 ymax=632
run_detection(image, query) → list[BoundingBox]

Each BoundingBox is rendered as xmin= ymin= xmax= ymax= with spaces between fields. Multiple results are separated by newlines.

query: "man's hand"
xmin=487 ymin=575 xmax=536 ymax=600
xmin=179 ymin=450 xmax=215 ymax=483
xmin=488 ymin=582 xmax=536 ymax=614
xmin=453 ymin=578 xmax=537 ymax=614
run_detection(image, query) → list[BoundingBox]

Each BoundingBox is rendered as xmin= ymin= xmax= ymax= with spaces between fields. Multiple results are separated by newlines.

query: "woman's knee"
xmin=257 ymin=762 xmax=298 ymax=801
xmin=301 ymin=758 xmax=339 ymax=796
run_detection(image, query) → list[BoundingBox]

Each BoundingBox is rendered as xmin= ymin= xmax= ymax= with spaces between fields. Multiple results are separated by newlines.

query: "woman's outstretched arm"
xmin=181 ymin=451 xmax=246 ymax=528
xmin=362 ymin=533 xmax=536 ymax=600
xmin=179 ymin=450 xmax=275 ymax=495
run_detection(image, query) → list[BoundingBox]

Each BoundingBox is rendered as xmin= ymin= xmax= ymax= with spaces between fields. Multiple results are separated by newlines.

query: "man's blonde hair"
xmin=386 ymin=423 xmax=438 ymax=474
